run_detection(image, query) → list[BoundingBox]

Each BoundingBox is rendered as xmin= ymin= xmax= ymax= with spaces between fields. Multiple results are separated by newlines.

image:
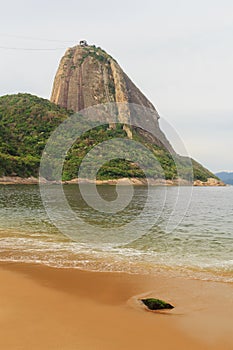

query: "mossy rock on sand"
xmin=141 ymin=298 xmax=174 ymax=310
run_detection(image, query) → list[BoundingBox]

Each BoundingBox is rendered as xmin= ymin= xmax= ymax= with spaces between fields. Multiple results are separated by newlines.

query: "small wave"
xmin=0 ymin=236 xmax=232 ymax=283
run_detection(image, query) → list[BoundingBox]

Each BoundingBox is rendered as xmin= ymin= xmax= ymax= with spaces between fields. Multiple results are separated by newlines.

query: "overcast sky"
xmin=1 ymin=0 xmax=233 ymax=172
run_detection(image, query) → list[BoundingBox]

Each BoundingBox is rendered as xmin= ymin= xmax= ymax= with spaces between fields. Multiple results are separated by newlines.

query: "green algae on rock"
xmin=141 ymin=298 xmax=174 ymax=310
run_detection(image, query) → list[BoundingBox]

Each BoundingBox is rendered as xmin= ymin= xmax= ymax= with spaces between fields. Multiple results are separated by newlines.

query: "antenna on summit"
xmin=79 ymin=40 xmax=88 ymax=47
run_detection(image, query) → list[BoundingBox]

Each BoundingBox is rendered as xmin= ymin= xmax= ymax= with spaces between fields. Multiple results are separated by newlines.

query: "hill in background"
xmin=215 ymin=172 xmax=233 ymax=185
xmin=0 ymin=93 xmax=217 ymax=182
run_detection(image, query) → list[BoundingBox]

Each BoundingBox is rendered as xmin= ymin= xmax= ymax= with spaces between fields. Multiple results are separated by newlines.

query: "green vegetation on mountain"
xmin=0 ymin=93 xmax=217 ymax=182
xmin=0 ymin=94 xmax=69 ymax=177
xmin=78 ymin=45 xmax=115 ymax=66
xmin=192 ymin=159 xmax=218 ymax=182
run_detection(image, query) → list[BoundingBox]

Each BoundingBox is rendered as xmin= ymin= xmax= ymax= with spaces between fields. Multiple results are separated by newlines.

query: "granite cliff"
xmin=50 ymin=43 xmax=173 ymax=152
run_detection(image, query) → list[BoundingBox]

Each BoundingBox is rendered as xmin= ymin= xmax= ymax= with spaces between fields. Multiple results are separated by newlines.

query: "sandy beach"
xmin=0 ymin=263 xmax=232 ymax=350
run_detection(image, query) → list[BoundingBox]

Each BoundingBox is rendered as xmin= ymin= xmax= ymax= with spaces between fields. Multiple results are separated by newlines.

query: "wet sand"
xmin=0 ymin=262 xmax=232 ymax=349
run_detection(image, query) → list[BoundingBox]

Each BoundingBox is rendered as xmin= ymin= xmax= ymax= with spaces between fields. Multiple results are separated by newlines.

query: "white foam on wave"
xmin=0 ymin=236 xmax=232 ymax=283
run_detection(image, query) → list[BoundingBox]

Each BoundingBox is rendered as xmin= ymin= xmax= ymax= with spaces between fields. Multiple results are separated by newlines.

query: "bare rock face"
xmin=193 ymin=178 xmax=226 ymax=186
xmin=51 ymin=44 xmax=173 ymax=151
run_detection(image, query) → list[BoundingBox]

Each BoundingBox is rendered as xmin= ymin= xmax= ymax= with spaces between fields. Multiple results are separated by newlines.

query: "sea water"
xmin=0 ymin=184 xmax=232 ymax=282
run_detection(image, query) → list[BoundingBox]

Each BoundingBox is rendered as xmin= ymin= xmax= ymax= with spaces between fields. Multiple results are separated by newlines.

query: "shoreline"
xmin=0 ymin=262 xmax=232 ymax=349
xmin=0 ymin=176 xmax=226 ymax=186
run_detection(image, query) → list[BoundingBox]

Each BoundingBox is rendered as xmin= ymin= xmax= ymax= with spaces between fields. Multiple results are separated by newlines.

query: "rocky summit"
xmin=51 ymin=43 xmax=156 ymax=113
xmin=50 ymin=42 xmax=173 ymax=152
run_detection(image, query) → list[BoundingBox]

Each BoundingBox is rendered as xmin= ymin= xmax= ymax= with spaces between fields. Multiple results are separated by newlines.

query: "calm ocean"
xmin=0 ymin=184 xmax=232 ymax=282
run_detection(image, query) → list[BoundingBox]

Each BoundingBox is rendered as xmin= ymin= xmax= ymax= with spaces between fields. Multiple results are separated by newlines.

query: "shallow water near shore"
xmin=0 ymin=184 xmax=232 ymax=282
